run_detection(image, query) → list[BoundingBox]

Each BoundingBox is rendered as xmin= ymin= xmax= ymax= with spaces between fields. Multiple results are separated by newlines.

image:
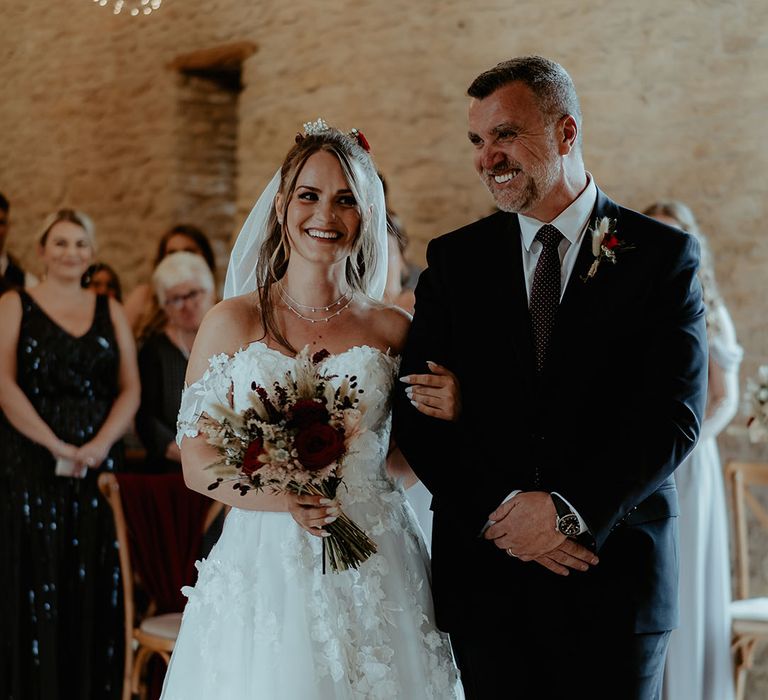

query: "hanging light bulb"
xmin=92 ymin=0 xmax=163 ymax=16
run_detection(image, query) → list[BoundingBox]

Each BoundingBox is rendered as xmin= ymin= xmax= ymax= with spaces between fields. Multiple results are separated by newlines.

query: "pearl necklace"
xmin=277 ymin=284 xmax=353 ymax=324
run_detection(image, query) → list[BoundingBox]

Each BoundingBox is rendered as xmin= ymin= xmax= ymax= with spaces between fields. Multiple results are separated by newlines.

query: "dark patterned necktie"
xmin=529 ymin=224 xmax=564 ymax=373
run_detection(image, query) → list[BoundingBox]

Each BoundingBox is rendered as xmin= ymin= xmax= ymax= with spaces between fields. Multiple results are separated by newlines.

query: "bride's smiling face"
xmin=276 ymin=150 xmax=361 ymax=266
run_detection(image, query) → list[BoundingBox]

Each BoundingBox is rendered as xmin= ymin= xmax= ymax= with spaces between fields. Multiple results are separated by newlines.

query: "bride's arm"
xmin=179 ymin=300 xmax=339 ymax=536
xmin=179 ymin=301 xmax=290 ymax=511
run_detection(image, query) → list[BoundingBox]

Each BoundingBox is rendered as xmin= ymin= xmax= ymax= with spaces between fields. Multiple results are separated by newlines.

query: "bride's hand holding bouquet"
xmin=200 ymin=345 xmax=377 ymax=573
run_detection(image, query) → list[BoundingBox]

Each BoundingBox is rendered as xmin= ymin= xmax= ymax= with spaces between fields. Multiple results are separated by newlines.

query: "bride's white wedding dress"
xmin=161 ymin=342 xmax=462 ymax=699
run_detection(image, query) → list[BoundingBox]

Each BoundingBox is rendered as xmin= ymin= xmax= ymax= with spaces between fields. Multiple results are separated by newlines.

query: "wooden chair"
xmin=725 ymin=461 xmax=768 ymax=700
xmin=98 ymin=472 xmax=224 ymax=700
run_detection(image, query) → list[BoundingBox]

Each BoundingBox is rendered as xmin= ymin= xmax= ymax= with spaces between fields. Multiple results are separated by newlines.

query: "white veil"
xmin=223 ymin=132 xmax=388 ymax=302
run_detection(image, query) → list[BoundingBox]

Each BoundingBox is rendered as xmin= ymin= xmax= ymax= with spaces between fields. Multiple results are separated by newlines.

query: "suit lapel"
xmin=491 ymin=190 xmax=622 ymax=389
xmin=490 ymin=212 xmax=537 ymax=393
xmin=547 ymin=189 xmax=622 ymax=371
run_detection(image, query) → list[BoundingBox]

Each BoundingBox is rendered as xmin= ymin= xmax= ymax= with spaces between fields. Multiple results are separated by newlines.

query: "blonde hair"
xmin=256 ymin=128 xmax=385 ymax=353
xmin=39 ymin=208 xmax=96 ymax=249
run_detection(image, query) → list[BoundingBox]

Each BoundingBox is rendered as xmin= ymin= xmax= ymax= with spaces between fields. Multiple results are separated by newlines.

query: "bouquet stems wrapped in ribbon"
xmin=201 ymin=346 xmax=377 ymax=573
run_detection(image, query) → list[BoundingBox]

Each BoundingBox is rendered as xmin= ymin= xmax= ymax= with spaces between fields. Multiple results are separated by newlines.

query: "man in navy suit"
xmin=393 ymin=56 xmax=708 ymax=699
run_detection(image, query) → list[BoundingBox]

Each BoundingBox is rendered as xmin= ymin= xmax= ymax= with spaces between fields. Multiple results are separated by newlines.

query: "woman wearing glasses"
xmin=135 ymin=252 xmax=216 ymax=473
xmin=124 ymin=223 xmax=217 ymax=340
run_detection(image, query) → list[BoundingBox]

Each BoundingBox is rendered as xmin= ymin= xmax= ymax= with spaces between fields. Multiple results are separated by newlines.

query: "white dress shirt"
xmin=517 ymin=173 xmax=597 ymax=301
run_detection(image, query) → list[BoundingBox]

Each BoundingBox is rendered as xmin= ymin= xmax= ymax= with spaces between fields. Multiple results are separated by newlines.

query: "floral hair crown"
xmin=295 ymin=117 xmax=371 ymax=152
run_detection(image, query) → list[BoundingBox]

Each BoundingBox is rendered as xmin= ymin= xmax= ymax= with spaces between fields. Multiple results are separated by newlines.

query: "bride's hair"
xmin=256 ymin=128 xmax=385 ymax=353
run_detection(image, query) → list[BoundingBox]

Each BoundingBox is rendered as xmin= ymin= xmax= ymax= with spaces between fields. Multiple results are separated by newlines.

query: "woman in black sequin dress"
xmin=0 ymin=209 xmax=140 ymax=699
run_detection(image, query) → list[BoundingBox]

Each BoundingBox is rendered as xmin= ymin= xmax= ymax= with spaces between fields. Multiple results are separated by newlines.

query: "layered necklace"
xmin=277 ymin=281 xmax=353 ymax=323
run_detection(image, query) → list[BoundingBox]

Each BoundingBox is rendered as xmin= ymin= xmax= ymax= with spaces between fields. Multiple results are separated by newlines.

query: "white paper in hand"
xmin=55 ymin=457 xmax=86 ymax=478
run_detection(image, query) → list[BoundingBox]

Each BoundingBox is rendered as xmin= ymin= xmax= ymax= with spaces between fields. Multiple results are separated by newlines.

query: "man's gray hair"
xmin=468 ymin=56 xmax=582 ymax=144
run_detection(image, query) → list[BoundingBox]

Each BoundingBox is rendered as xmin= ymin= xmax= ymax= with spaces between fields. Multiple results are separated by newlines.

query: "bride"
xmin=160 ymin=120 xmax=463 ymax=699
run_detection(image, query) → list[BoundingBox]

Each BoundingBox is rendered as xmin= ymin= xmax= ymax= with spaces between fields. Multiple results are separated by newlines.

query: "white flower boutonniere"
xmin=583 ymin=217 xmax=634 ymax=282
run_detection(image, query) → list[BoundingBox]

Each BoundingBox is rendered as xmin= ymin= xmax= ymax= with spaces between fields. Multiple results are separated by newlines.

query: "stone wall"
xmin=2 ymin=0 xmax=768 ymax=695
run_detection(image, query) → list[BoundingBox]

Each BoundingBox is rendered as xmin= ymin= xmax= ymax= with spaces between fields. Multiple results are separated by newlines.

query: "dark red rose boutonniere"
xmin=583 ymin=217 xmax=634 ymax=282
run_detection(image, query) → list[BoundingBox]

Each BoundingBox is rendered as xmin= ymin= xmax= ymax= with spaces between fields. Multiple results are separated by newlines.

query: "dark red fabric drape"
xmin=115 ymin=472 xmax=212 ymax=698
xmin=117 ymin=472 xmax=210 ymax=613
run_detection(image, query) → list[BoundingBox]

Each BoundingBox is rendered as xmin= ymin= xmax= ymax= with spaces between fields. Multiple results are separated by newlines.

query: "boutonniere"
xmin=582 ymin=217 xmax=634 ymax=282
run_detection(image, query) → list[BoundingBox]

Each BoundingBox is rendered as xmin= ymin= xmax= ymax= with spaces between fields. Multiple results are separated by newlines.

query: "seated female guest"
xmin=82 ymin=261 xmax=123 ymax=301
xmin=0 ymin=208 xmax=140 ymax=699
xmin=135 ymin=251 xmax=215 ymax=473
xmin=123 ymin=224 xmax=216 ymax=339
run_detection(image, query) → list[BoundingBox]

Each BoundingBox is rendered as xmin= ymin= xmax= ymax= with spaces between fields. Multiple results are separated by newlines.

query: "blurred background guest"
xmin=384 ymin=211 xmax=416 ymax=314
xmin=380 ymin=173 xmax=420 ymax=313
xmin=0 ymin=192 xmax=38 ymax=292
xmin=645 ymin=201 xmax=742 ymax=700
xmin=135 ymin=251 xmax=215 ymax=473
xmin=123 ymin=223 xmax=216 ymax=340
xmin=0 ymin=208 xmax=140 ymax=699
xmin=82 ymin=261 xmax=123 ymax=301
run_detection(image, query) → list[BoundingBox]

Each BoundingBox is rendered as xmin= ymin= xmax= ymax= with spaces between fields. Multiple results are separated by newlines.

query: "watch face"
xmin=558 ymin=514 xmax=581 ymax=537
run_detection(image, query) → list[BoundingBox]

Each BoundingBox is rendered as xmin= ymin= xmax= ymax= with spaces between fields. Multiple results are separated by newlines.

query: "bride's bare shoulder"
xmin=356 ymin=298 xmax=411 ymax=354
xmin=195 ymin=294 xmax=261 ymax=358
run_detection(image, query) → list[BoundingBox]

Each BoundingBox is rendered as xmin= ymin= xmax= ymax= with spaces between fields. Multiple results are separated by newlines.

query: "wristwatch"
xmin=551 ymin=493 xmax=581 ymax=537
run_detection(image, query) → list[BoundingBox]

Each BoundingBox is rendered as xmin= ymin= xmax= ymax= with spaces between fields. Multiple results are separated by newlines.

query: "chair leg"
xmin=733 ymin=637 xmax=757 ymax=700
xmin=735 ymin=663 xmax=747 ymax=700
xmin=131 ymin=646 xmax=152 ymax=695
xmin=122 ymin=659 xmax=133 ymax=700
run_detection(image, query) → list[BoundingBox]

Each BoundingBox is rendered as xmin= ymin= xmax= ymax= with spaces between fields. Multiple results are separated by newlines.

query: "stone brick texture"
xmin=2 ymin=0 xmax=767 ymax=695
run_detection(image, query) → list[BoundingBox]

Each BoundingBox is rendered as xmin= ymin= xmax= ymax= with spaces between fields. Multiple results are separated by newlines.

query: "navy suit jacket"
xmin=393 ymin=189 xmax=708 ymax=636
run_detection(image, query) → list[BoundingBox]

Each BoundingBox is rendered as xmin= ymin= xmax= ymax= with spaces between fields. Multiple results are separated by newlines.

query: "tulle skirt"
xmin=160 ymin=491 xmax=462 ymax=699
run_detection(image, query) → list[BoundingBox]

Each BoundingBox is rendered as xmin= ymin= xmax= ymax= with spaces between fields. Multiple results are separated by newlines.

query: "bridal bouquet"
xmin=201 ymin=346 xmax=377 ymax=572
xmin=745 ymin=365 xmax=768 ymax=444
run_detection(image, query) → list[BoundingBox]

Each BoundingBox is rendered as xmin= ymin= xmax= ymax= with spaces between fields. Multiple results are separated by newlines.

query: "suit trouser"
xmin=451 ymin=627 xmax=671 ymax=700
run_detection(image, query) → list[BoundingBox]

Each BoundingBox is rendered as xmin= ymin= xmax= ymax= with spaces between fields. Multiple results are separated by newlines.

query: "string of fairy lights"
xmin=92 ymin=0 xmax=162 ymax=16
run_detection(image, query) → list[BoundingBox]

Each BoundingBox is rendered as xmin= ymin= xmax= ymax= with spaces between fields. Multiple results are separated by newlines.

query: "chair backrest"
xmin=98 ymin=472 xmax=223 ymax=620
xmin=725 ymin=461 xmax=768 ymax=600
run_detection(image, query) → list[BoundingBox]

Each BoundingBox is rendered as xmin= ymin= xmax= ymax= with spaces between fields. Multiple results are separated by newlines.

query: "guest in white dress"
xmin=645 ymin=201 xmax=742 ymax=700
xmin=160 ymin=121 xmax=463 ymax=699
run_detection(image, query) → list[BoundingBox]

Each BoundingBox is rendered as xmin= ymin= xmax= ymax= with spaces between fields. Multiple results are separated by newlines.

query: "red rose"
xmin=295 ymin=424 xmax=345 ymax=471
xmin=289 ymin=399 xmax=329 ymax=430
xmin=241 ymin=438 xmax=265 ymax=476
xmin=603 ymin=234 xmax=619 ymax=250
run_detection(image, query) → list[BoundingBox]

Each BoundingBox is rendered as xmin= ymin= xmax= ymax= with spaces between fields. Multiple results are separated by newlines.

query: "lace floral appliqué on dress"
xmin=162 ymin=343 xmax=462 ymax=699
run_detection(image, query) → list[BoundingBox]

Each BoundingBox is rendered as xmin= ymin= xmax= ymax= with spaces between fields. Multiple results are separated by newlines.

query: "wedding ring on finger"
xmin=86 ymin=457 xmax=95 ymax=466
xmin=506 ymin=548 xmax=518 ymax=558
